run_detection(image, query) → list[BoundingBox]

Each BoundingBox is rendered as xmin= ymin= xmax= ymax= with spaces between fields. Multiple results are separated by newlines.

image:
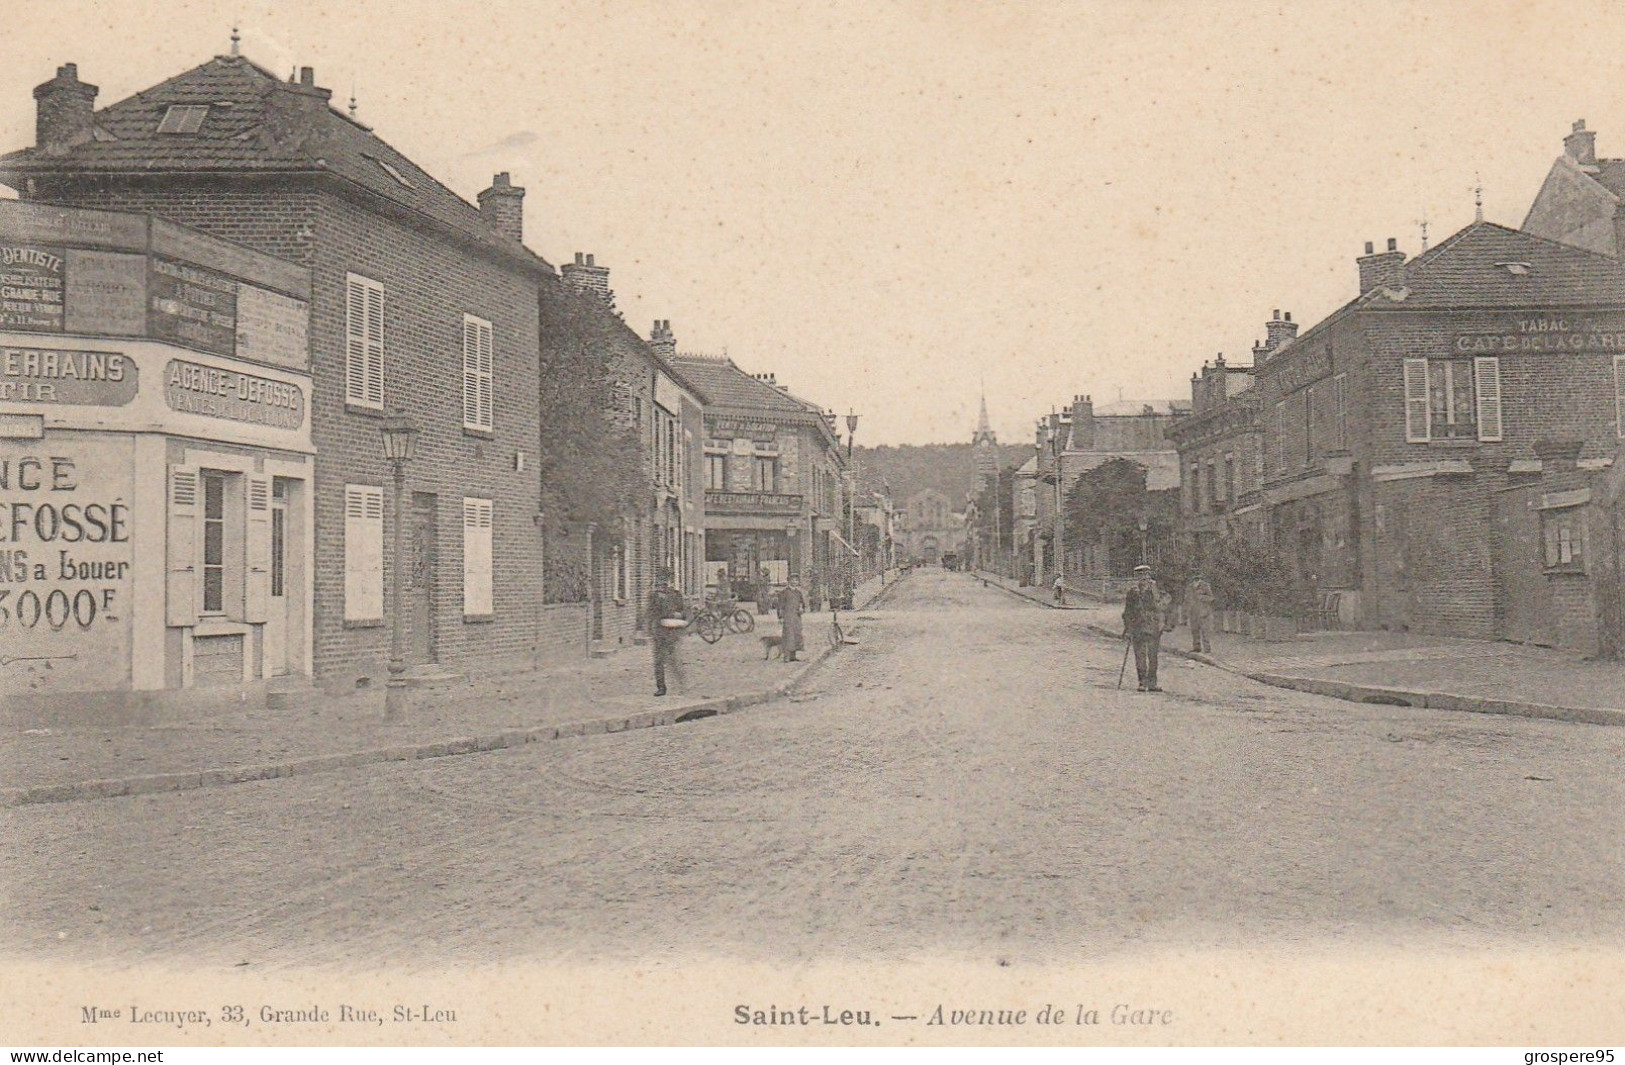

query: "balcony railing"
xmin=705 ymin=489 xmax=805 ymax=513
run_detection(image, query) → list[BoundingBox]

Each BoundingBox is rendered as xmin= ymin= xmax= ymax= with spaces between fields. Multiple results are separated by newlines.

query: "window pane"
xmin=203 ymin=569 xmax=223 ymax=613
xmin=204 ymin=520 xmax=224 ymax=566
xmin=204 ymin=474 xmax=224 ymax=519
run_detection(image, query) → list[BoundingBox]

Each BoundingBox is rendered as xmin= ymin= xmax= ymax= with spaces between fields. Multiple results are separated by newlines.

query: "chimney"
xmin=561 ymin=252 xmax=614 ymax=307
xmin=649 ymin=319 xmax=676 ymax=360
xmin=1358 ymin=238 xmax=1406 ymax=293
xmin=1565 ymin=119 xmax=1598 ymax=167
xmin=477 ymin=172 xmax=525 ymax=244
xmin=1070 ymin=394 xmax=1095 ymax=450
xmin=33 ymin=63 xmax=98 ymax=156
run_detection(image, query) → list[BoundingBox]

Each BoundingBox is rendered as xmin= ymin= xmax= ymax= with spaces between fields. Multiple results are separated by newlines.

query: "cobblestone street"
xmin=5 ymin=570 xmax=1623 ymax=975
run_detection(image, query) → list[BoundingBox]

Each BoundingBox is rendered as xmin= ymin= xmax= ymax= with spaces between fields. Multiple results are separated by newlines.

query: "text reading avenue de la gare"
xmin=734 ymin=1002 xmax=1174 ymax=1029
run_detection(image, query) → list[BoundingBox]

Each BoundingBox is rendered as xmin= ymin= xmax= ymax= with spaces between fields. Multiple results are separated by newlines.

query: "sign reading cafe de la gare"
xmin=0 ymin=202 xmax=314 ymax=708
xmin=1455 ymin=314 xmax=1625 ymax=354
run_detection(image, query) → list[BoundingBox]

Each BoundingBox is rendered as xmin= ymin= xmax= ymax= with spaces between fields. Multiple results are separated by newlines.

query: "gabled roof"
xmin=0 ymin=55 xmax=551 ymax=273
xmin=1370 ymin=221 xmax=1625 ymax=308
xmin=669 ymin=356 xmax=825 ymax=420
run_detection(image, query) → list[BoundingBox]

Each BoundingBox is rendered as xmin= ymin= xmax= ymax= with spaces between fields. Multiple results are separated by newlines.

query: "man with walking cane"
xmin=1121 ymin=564 xmax=1168 ymax=692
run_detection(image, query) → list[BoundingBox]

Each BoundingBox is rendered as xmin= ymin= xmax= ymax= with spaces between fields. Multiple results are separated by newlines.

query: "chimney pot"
xmin=1565 ymin=119 xmax=1599 ymax=166
xmin=33 ymin=61 xmax=99 ymax=156
xmin=1364 ymin=241 xmax=1375 ymax=255
xmin=1387 ymin=237 xmax=1397 ymax=252
xmin=1285 ymin=311 xmax=1292 ymax=322
xmin=585 ymin=253 xmax=595 ymax=267
xmin=299 ymin=66 xmax=315 ymax=86
xmin=477 ymin=172 xmax=525 ymax=243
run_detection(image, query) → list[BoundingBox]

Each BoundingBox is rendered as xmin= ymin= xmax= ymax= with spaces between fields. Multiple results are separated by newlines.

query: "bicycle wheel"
xmin=696 ymin=613 xmax=725 ymax=644
xmin=728 ymin=609 xmax=755 ymax=634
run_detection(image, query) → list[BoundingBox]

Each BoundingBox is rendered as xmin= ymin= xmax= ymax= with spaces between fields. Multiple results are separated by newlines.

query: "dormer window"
xmin=361 ymin=152 xmax=415 ymax=189
xmin=156 ymin=105 xmax=209 ymax=134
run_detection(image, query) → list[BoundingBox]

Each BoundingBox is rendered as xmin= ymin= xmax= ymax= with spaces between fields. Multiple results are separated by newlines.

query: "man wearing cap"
xmin=1186 ymin=571 xmax=1215 ymax=655
xmin=1122 ymin=564 xmax=1167 ymax=692
xmin=648 ymin=567 xmax=687 ymax=697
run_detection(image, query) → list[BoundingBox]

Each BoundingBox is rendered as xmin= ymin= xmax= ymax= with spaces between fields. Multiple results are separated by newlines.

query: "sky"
xmin=4 ymin=0 xmax=1625 ymax=445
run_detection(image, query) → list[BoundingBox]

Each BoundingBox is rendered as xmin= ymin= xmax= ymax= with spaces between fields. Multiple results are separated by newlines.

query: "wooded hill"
xmin=854 ymin=442 xmax=1035 ymax=508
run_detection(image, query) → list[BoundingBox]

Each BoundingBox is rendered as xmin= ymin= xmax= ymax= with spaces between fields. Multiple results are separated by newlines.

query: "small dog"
xmin=760 ymin=633 xmax=784 ymax=659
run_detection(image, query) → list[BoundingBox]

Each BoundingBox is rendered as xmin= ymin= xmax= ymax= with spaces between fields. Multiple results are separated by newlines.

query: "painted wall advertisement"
xmin=148 ymin=256 xmax=237 ymax=357
xmin=164 ymin=359 xmax=305 ymax=430
xmin=0 ymin=439 xmax=134 ymax=694
xmin=0 ymin=244 xmax=66 ymax=332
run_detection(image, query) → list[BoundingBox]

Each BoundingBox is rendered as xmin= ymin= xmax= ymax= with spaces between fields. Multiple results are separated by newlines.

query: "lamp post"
xmin=1050 ymin=423 xmax=1065 ymax=583
xmin=380 ymin=410 xmax=419 ymax=721
xmin=844 ymin=409 xmax=859 ymax=581
xmin=1137 ymin=516 xmax=1150 ymax=566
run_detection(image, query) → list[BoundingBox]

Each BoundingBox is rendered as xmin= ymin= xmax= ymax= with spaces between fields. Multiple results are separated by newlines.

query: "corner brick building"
xmin=1252 ymin=223 xmax=1625 ymax=647
xmin=0 ymin=55 xmax=553 ymax=687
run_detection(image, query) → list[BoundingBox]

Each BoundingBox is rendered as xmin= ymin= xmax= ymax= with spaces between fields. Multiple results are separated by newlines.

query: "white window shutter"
xmin=1474 ymin=357 xmax=1502 ymax=442
xmin=462 ymin=317 xmax=478 ymax=428
xmin=463 ymin=498 xmax=493 ymax=616
xmin=244 ymin=474 xmax=273 ymax=624
xmin=345 ymin=277 xmax=367 ymax=406
xmin=344 ymin=484 xmax=384 ymax=621
xmin=1615 ymin=355 xmax=1625 ymax=438
xmin=365 ymin=283 xmax=384 ymax=408
xmin=1404 ymin=358 xmax=1431 ymax=442
xmin=479 ymin=320 xmax=493 ymax=429
xmin=166 ymin=465 xmax=200 ymax=626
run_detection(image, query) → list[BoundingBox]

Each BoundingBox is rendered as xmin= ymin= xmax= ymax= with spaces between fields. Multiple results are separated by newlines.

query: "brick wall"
xmin=536 ymin=602 xmax=588 ymax=664
xmin=31 ymin=176 xmax=547 ymax=682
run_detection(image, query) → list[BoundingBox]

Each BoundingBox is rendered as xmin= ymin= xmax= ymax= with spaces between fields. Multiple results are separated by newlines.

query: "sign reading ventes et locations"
xmin=164 ymin=359 xmax=305 ymax=430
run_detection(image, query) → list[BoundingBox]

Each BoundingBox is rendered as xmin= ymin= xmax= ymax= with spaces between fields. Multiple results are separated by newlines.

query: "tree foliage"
xmin=537 ymin=283 xmax=647 ymax=531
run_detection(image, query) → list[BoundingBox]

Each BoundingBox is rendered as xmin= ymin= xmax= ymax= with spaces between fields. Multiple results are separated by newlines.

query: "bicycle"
xmin=690 ymin=597 xmax=756 ymax=644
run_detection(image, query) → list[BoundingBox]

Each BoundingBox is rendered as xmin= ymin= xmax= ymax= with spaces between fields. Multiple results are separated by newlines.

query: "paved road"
xmin=5 ymin=569 xmax=1623 ymax=972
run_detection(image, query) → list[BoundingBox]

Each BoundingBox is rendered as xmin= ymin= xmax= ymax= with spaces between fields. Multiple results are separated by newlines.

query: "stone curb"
xmin=973 ymin=572 xmax=1092 ymax=610
xmin=0 ymin=578 xmax=901 ymax=810
xmin=1080 ymin=621 xmax=1625 ymax=728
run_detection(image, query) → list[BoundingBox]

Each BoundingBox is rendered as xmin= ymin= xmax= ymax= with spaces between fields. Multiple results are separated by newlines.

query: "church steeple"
xmin=972 ymin=387 xmax=998 ymax=484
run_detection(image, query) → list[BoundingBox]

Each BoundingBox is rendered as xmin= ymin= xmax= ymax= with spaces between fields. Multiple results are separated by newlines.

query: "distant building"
xmin=898 ymin=488 xmax=964 ymax=565
xmin=1522 ymin=119 xmax=1625 ymax=257
xmin=668 ymin=356 xmax=850 ymax=607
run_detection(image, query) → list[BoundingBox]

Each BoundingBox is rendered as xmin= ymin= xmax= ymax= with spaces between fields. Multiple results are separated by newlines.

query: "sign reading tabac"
xmin=0 ymin=346 xmax=138 ymax=406
xmin=164 ymin=359 xmax=305 ymax=430
xmin=0 ymin=244 xmax=66 ymax=332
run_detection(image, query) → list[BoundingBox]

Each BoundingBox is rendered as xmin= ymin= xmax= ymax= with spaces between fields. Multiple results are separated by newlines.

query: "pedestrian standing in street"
xmin=776 ymin=580 xmax=806 ymax=662
xmin=648 ymin=567 xmax=687 ymax=697
xmin=1052 ymin=572 xmax=1066 ymax=606
xmin=756 ymin=566 xmax=773 ymax=615
xmin=1187 ymin=571 xmax=1215 ymax=654
xmin=1122 ymin=563 xmax=1166 ymax=692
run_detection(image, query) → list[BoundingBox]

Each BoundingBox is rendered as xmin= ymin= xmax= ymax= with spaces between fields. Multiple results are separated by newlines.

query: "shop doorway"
xmin=411 ymin=493 xmax=438 ymax=663
xmin=1494 ymin=489 xmax=1557 ymax=646
xmin=263 ymin=477 xmax=307 ymax=676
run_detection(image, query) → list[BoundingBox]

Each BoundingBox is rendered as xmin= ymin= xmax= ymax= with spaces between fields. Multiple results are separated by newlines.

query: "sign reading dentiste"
xmin=164 ymin=359 xmax=305 ymax=430
xmin=0 ymin=244 xmax=66 ymax=332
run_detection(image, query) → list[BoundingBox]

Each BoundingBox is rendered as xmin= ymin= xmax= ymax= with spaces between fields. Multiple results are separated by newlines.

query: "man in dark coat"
xmin=1122 ymin=564 xmax=1167 ymax=692
xmin=648 ymin=567 xmax=687 ymax=696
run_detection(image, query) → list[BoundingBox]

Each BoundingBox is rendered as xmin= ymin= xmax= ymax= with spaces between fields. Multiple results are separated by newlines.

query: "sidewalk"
xmin=974 ymin=569 xmax=1625 ymax=726
xmin=0 ymin=579 xmax=897 ymax=807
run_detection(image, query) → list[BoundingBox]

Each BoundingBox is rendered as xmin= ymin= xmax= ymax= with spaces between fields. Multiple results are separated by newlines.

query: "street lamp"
xmin=1050 ymin=422 xmax=1065 ymax=583
xmin=381 ymin=409 xmax=419 ymax=721
xmin=844 ymin=409 xmax=859 ymax=583
xmin=1137 ymin=516 xmax=1150 ymax=567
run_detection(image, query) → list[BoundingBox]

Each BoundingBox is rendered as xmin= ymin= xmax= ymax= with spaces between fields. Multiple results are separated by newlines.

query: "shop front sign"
xmin=164 ymin=359 xmax=305 ymax=430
